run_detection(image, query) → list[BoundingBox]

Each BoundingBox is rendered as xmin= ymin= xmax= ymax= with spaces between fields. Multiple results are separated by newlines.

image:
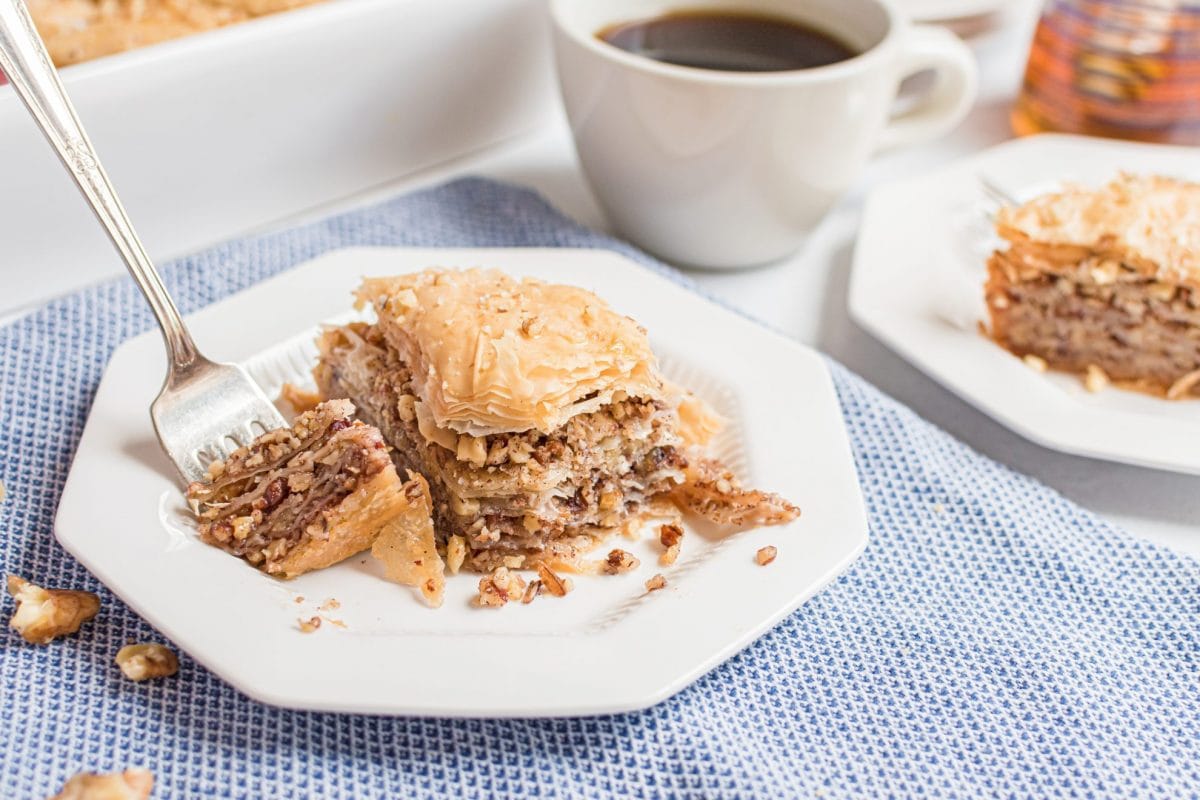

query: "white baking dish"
xmin=0 ymin=0 xmax=554 ymax=313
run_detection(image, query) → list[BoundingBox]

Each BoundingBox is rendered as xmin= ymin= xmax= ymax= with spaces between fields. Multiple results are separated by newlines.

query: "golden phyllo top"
xmin=355 ymin=269 xmax=664 ymax=436
xmin=996 ymin=173 xmax=1200 ymax=286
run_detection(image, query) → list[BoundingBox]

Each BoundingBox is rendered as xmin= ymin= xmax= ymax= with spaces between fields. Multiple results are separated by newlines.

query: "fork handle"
xmin=0 ymin=0 xmax=201 ymax=371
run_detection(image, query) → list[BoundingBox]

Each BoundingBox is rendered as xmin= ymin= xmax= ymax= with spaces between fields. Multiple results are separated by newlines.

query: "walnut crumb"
xmin=535 ymin=562 xmax=572 ymax=597
xmin=115 ymin=643 xmax=179 ymax=682
xmin=293 ymin=596 xmax=304 ymax=604
xmin=6 ymin=575 xmax=100 ymax=644
xmin=659 ymin=523 xmax=683 ymax=548
xmin=445 ymin=535 xmax=467 ymax=575
xmin=1022 ymin=354 xmax=1047 ymax=373
xmin=603 ymin=549 xmax=640 ymax=575
xmin=319 ymin=598 xmax=341 ymax=612
xmin=756 ymin=546 xmax=778 ymax=566
xmin=645 ymin=574 xmax=667 ymax=592
xmin=1084 ymin=364 xmax=1109 ymax=393
xmin=476 ymin=567 xmax=527 ymax=608
xmin=48 ymin=768 xmax=154 ymax=800
xmin=522 ymin=580 xmax=542 ymax=604
xmin=298 ymin=616 xmax=321 ymax=633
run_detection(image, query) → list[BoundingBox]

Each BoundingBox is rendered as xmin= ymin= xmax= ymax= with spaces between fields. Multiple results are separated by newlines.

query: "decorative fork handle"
xmin=0 ymin=0 xmax=201 ymax=372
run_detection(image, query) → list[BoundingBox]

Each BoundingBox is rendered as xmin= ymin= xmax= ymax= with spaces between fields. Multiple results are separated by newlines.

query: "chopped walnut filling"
xmin=115 ymin=643 xmax=179 ymax=681
xmin=476 ymin=567 xmax=527 ymax=608
xmin=187 ymin=400 xmax=399 ymax=577
xmin=645 ymin=574 xmax=667 ymax=592
xmin=756 ymin=546 xmax=778 ymax=566
xmin=6 ymin=575 xmax=100 ymax=644
xmin=602 ymin=549 xmax=640 ymax=575
xmin=48 ymin=768 xmax=154 ymax=800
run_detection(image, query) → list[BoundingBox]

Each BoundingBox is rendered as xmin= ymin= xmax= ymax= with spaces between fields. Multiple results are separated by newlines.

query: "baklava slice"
xmin=186 ymin=399 xmax=407 ymax=578
xmin=315 ymin=268 xmax=799 ymax=572
xmin=986 ymin=174 xmax=1200 ymax=398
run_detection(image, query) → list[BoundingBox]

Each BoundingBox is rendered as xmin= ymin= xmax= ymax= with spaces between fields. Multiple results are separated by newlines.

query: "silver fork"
xmin=0 ymin=0 xmax=286 ymax=484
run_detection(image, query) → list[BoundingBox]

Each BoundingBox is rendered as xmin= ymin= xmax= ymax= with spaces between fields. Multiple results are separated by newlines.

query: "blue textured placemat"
xmin=1 ymin=178 xmax=1197 ymax=799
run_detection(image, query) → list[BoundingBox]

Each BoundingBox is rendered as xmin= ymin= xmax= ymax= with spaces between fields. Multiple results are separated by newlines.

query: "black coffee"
xmin=598 ymin=11 xmax=857 ymax=73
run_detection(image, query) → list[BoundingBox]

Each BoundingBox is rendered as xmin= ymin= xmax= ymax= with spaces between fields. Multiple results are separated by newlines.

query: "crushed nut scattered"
xmin=319 ymin=598 xmax=341 ymax=612
xmin=293 ymin=595 xmax=304 ymax=604
xmin=115 ymin=643 xmax=179 ymax=682
xmin=522 ymin=580 xmax=543 ymax=604
xmin=48 ymin=768 xmax=154 ymax=800
xmin=645 ymin=574 xmax=667 ymax=592
xmin=476 ymin=567 xmax=527 ymax=608
xmin=658 ymin=523 xmax=683 ymax=566
xmin=6 ymin=575 xmax=100 ymax=644
xmin=298 ymin=616 xmax=321 ymax=633
xmin=535 ymin=562 xmax=572 ymax=597
xmin=756 ymin=546 xmax=778 ymax=566
xmin=658 ymin=523 xmax=683 ymax=548
xmin=602 ymin=549 xmax=640 ymax=575
xmin=1022 ymin=354 xmax=1048 ymax=373
xmin=1084 ymin=364 xmax=1109 ymax=393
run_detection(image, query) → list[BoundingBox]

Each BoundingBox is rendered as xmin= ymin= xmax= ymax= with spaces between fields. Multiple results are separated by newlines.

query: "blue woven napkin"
xmin=1 ymin=178 xmax=1197 ymax=799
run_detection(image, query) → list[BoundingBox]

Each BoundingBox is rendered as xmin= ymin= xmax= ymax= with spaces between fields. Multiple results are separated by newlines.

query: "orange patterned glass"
xmin=1013 ymin=0 xmax=1200 ymax=144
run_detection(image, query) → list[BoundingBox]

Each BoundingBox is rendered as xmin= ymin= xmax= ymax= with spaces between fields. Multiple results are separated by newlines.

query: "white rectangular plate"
xmin=850 ymin=134 xmax=1200 ymax=476
xmin=57 ymin=247 xmax=867 ymax=716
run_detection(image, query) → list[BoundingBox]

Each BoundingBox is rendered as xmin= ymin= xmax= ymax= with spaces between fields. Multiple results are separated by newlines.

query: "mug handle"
xmin=876 ymin=24 xmax=979 ymax=152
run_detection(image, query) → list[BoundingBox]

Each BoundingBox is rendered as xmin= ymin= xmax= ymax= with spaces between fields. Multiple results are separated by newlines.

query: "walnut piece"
xmin=7 ymin=575 xmax=100 ymax=644
xmin=476 ymin=567 xmax=526 ymax=608
xmin=298 ymin=616 xmax=321 ymax=633
xmin=115 ymin=643 xmax=179 ymax=681
xmin=602 ymin=549 xmax=640 ymax=575
xmin=534 ymin=562 xmax=573 ymax=597
xmin=445 ymin=535 xmax=466 ymax=575
xmin=1084 ymin=364 xmax=1109 ymax=393
xmin=521 ymin=580 xmax=542 ymax=604
xmin=645 ymin=574 xmax=667 ymax=592
xmin=756 ymin=546 xmax=778 ymax=566
xmin=658 ymin=523 xmax=683 ymax=566
xmin=1022 ymin=354 xmax=1048 ymax=373
xmin=48 ymin=768 xmax=153 ymax=800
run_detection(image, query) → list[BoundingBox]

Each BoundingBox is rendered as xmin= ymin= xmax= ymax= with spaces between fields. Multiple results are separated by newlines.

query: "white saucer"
xmin=850 ymin=134 xmax=1200 ymax=476
xmin=57 ymin=247 xmax=868 ymax=716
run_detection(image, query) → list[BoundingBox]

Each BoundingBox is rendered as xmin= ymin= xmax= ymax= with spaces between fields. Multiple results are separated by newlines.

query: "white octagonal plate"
xmin=57 ymin=247 xmax=867 ymax=717
xmin=850 ymin=134 xmax=1200 ymax=475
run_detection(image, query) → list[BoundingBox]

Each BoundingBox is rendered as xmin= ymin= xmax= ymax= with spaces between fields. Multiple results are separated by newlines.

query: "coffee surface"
xmin=599 ymin=11 xmax=857 ymax=73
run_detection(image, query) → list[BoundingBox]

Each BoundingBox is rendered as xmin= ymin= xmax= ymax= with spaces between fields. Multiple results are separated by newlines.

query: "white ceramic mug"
xmin=551 ymin=0 xmax=979 ymax=269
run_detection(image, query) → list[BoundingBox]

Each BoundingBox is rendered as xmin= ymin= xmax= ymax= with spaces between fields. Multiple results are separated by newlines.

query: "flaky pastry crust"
xmin=996 ymin=173 xmax=1200 ymax=289
xmin=354 ymin=269 xmax=664 ymax=436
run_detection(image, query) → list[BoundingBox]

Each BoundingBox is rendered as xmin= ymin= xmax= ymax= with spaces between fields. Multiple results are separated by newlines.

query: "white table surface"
xmin=10 ymin=0 xmax=1199 ymax=557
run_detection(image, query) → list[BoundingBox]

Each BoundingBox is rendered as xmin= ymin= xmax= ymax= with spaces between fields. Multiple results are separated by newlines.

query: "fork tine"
xmin=980 ymin=174 xmax=1019 ymax=208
